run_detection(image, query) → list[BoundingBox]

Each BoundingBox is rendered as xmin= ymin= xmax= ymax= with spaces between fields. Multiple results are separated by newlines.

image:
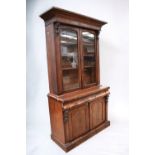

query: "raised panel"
xmin=68 ymin=104 xmax=89 ymax=140
xmin=90 ymin=97 xmax=106 ymax=129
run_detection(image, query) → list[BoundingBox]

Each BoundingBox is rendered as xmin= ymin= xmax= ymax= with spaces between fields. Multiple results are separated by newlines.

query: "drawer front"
xmin=90 ymin=97 xmax=106 ymax=129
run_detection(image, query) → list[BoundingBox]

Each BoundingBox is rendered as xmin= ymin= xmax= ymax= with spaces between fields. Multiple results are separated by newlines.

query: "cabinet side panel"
xmin=45 ymin=24 xmax=58 ymax=93
xmin=48 ymin=97 xmax=65 ymax=143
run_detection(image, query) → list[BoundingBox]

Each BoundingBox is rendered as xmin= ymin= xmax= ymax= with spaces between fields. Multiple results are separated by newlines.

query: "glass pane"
xmin=84 ymin=55 xmax=95 ymax=66
xmin=60 ymin=30 xmax=79 ymax=91
xmin=83 ymin=67 xmax=96 ymax=85
xmin=63 ymin=70 xmax=79 ymax=91
xmin=82 ymin=32 xmax=96 ymax=86
xmin=82 ymin=32 xmax=95 ymax=44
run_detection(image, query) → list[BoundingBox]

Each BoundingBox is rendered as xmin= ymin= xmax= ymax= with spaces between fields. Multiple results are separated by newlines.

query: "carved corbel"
xmin=96 ymin=30 xmax=100 ymax=39
xmin=63 ymin=109 xmax=69 ymax=123
xmin=54 ymin=22 xmax=60 ymax=34
xmin=105 ymin=94 xmax=109 ymax=104
xmin=104 ymin=93 xmax=110 ymax=121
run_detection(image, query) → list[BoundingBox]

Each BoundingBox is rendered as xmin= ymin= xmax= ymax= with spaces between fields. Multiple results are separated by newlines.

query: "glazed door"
xmin=57 ymin=26 xmax=99 ymax=93
xmin=80 ymin=30 xmax=98 ymax=88
xmin=89 ymin=97 xmax=106 ymax=129
xmin=68 ymin=104 xmax=89 ymax=141
xmin=59 ymin=26 xmax=81 ymax=92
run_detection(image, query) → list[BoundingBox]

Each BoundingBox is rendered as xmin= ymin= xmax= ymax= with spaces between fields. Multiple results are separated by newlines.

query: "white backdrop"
xmin=27 ymin=0 xmax=129 ymax=154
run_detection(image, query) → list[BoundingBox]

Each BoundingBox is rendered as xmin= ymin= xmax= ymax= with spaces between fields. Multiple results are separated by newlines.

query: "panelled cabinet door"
xmin=67 ymin=104 xmax=89 ymax=141
xmin=59 ymin=26 xmax=81 ymax=92
xmin=81 ymin=30 xmax=97 ymax=87
xmin=90 ymin=97 xmax=106 ymax=129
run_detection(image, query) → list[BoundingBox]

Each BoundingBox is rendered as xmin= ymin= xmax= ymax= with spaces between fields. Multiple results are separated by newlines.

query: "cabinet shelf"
xmin=84 ymin=54 xmax=95 ymax=56
xmin=62 ymin=67 xmax=78 ymax=71
xmin=84 ymin=65 xmax=95 ymax=68
xmin=61 ymin=42 xmax=77 ymax=46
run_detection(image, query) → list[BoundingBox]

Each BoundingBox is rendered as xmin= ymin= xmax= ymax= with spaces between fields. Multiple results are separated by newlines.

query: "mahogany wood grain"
xmin=48 ymin=97 xmax=65 ymax=143
xmin=68 ymin=104 xmax=89 ymax=141
xmin=90 ymin=97 xmax=106 ymax=129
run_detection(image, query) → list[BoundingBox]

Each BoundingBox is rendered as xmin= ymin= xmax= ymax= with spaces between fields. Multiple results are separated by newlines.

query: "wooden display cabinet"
xmin=40 ymin=7 xmax=110 ymax=152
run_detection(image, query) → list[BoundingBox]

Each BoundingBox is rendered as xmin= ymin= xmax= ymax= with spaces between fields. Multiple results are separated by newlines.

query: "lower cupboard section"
xmin=64 ymin=96 xmax=107 ymax=143
xmin=48 ymin=87 xmax=110 ymax=152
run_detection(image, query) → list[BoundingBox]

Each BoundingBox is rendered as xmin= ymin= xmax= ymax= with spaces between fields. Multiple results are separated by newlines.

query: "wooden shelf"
xmin=61 ymin=42 xmax=77 ymax=46
xmin=62 ymin=67 xmax=78 ymax=71
xmin=84 ymin=65 xmax=95 ymax=68
xmin=84 ymin=54 xmax=95 ymax=56
xmin=62 ymin=55 xmax=74 ymax=57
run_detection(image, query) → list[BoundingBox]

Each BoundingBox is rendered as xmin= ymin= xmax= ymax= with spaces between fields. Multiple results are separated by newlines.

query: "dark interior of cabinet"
xmin=83 ymin=67 xmax=96 ymax=85
xmin=62 ymin=69 xmax=79 ymax=91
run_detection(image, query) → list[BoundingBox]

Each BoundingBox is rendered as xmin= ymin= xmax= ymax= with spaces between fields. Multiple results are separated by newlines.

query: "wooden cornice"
xmin=40 ymin=7 xmax=107 ymax=30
